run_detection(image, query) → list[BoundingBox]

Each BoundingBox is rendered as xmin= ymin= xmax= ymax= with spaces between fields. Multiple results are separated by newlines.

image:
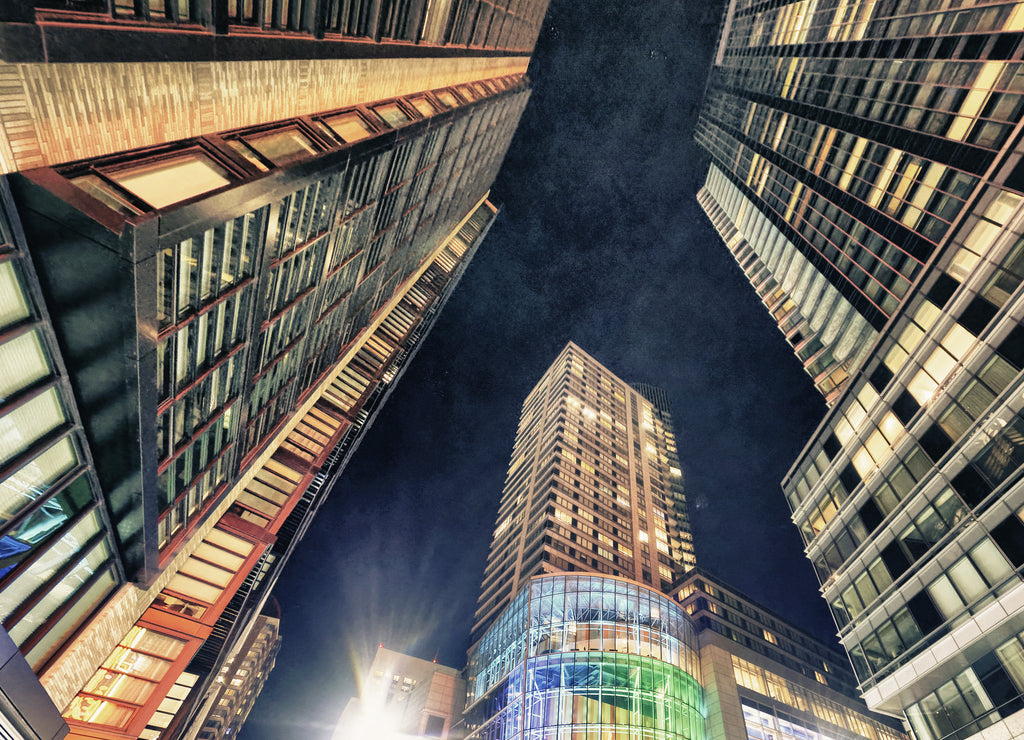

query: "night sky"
xmin=238 ymin=1 xmax=836 ymax=737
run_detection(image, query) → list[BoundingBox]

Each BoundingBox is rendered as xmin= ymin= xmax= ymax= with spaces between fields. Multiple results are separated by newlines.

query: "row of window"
xmin=845 ymin=521 xmax=1021 ymax=682
xmin=736 ymin=94 xmax=974 ymax=246
xmin=156 ymin=407 xmax=237 ymax=548
xmin=158 ymin=353 xmax=244 ymax=462
xmin=0 ymin=243 xmax=118 ymax=672
xmin=147 ymin=78 xmax=527 ymax=533
xmin=730 ymin=0 xmax=1024 ymax=52
xmin=683 ymin=590 xmax=847 ymax=684
xmin=697 ymin=117 xmax=907 ymax=321
xmin=154 ymin=528 xmax=257 ymax=621
xmin=64 ymin=626 xmax=189 ymax=732
xmin=157 ymin=210 xmax=260 ymax=330
xmin=528 ymin=620 xmax=692 ymax=673
xmin=791 ymin=195 xmax=1022 ymax=548
xmin=788 ymin=194 xmax=1024 ymax=641
xmin=68 ymin=196 xmax=497 ymax=735
xmin=67 ymin=76 xmax=519 ymax=219
xmin=724 ymin=43 xmax=1024 ymax=155
xmin=733 ymin=658 xmax=903 ymax=740
xmin=467 ymin=655 xmax=703 ymax=740
xmin=906 ymin=624 xmax=1024 ymax=740
xmin=700 ymin=166 xmax=878 ymax=400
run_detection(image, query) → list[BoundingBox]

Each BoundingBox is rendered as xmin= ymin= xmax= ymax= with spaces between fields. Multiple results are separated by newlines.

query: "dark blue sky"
xmin=239 ymin=1 xmax=834 ymax=737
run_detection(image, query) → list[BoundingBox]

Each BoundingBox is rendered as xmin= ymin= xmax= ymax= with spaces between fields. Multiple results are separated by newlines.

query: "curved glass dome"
xmin=466 ymin=574 xmax=705 ymax=740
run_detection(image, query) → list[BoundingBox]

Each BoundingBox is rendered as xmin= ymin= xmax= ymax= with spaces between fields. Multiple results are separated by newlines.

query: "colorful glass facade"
xmin=465 ymin=574 xmax=705 ymax=740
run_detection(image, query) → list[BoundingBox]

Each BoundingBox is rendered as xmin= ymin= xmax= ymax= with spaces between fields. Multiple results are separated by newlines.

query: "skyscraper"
xmin=472 ymin=342 xmax=696 ymax=642
xmin=697 ymin=1 xmax=1024 ymax=737
xmin=696 ymin=0 xmax=1024 ymax=405
xmin=0 ymin=3 xmax=549 ymax=737
xmin=464 ymin=343 xmax=705 ymax=740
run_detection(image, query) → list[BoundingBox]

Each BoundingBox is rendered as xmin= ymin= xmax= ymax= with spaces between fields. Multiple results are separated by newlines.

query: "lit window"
xmin=1 ymin=436 xmax=78 ymax=525
xmin=408 ymin=96 xmax=438 ymax=117
xmin=908 ymin=368 xmax=940 ymax=405
xmin=322 ymin=112 xmax=376 ymax=142
xmin=0 ymin=329 xmax=50 ymax=400
xmin=878 ymin=411 xmax=905 ymax=444
xmin=64 ymin=627 xmax=187 ymax=729
xmin=922 ymin=346 xmax=956 ymax=386
xmin=373 ymin=103 xmax=411 ymax=128
xmin=435 ymin=90 xmax=459 ymax=108
xmin=941 ymin=324 xmax=975 ymax=361
xmin=243 ymin=128 xmax=319 ymax=167
xmin=107 ymin=152 xmax=232 ymax=209
xmin=0 ymin=387 xmax=66 ymax=463
xmin=0 ymin=262 xmax=31 ymax=328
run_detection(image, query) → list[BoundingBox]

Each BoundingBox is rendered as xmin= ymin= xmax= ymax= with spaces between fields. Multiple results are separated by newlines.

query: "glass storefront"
xmin=466 ymin=574 xmax=705 ymax=740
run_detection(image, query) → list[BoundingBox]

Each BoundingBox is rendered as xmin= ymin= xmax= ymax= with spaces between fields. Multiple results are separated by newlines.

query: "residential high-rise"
xmin=0 ymin=3 xmax=549 ymax=737
xmin=464 ymin=344 xmax=705 ymax=740
xmin=472 ymin=342 xmax=696 ymax=642
xmin=697 ymin=1 xmax=1024 ymax=737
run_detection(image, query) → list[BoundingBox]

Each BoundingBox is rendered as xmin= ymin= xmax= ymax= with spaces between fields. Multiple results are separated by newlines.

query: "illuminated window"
xmin=0 ymin=436 xmax=78 ymax=525
xmin=322 ymin=111 xmax=376 ymax=142
xmin=0 ymin=262 xmax=30 ymax=328
xmin=106 ymin=152 xmax=232 ymax=209
xmin=373 ymin=103 xmax=411 ymax=128
xmin=65 ymin=627 xmax=187 ymax=730
xmin=0 ymin=329 xmax=49 ymax=399
xmin=408 ymin=96 xmax=438 ymax=117
xmin=242 ymin=127 xmax=320 ymax=167
xmin=0 ymin=387 xmax=66 ymax=462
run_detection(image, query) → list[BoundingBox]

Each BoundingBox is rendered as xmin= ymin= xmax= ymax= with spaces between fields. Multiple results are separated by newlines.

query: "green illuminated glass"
xmin=467 ymin=574 xmax=705 ymax=740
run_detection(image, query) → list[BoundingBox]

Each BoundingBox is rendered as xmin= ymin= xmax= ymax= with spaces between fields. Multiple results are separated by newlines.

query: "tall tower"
xmin=697 ymin=1 xmax=1024 ymax=737
xmin=695 ymin=0 xmax=1024 ymax=404
xmin=0 ymin=3 xmax=549 ymax=737
xmin=472 ymin=342 xmax=695 ymax=640
xmin=463 ymin=343 xmax=704 ymax=740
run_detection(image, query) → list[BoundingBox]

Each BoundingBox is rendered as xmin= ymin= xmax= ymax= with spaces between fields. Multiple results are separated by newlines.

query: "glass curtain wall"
xmin=465 ymin=574 xmax=705 ymax=740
